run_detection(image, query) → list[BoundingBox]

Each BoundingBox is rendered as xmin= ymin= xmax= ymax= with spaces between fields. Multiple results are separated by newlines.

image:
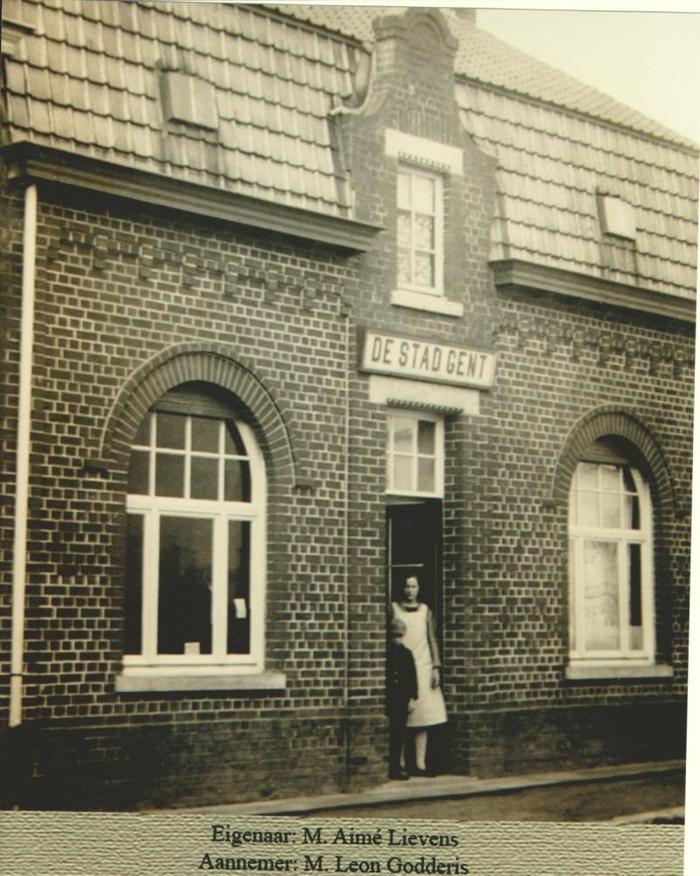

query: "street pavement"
xmin=173 ymin=759 xmax=685 ymax=823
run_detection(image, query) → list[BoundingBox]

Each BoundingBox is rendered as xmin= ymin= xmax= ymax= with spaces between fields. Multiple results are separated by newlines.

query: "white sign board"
xmin=359 ymin=330 xmax=497 ymax=389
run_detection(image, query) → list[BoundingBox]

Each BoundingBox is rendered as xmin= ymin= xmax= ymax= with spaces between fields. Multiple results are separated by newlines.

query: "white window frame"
xmin=385 ymin=128 xmax=464 ymax=318
xmin=568 ymin=460 xmax=655 ymax=667
xmin=124 ymin=412 xmax=267 ymax=675
xmin=396 ymin=164 xmax=444 ymax=297
xmin=386 ymin=411 xmax=444 ymax=498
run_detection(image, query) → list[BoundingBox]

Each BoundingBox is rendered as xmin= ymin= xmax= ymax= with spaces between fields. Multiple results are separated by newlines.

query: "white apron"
xmin=392 ymin=602 xmax=447 ymax=728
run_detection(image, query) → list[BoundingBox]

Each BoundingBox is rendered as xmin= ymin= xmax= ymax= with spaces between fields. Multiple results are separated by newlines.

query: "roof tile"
xmin=27 ymin=98 xmax=52 ymax=134
xmin=4 ymin=2 xmax=696 ymax=295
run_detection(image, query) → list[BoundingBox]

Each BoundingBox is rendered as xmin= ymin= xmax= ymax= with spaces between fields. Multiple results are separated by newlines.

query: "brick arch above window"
xmin=97 ymin=343 xmax=313 ymax=489
xmin=550 ymin=406 xmax=679 ymax=519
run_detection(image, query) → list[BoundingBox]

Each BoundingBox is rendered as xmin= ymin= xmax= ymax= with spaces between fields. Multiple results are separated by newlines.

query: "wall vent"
xmin=162 ymin=72 xmax=218 ymax=131
xmin=598 ymin=195 xmax=636 ymax=240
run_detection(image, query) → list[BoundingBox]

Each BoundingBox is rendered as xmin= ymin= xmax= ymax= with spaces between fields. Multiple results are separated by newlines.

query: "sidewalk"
xmin=171 ymin=759 xmax=685 ymax=821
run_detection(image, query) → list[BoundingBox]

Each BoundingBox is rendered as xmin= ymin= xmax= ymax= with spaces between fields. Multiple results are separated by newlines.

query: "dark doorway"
xmin=386 ymin=499 xmax=443 ymax=634
xmin=387 ymin=499 xmax=447 ymax=775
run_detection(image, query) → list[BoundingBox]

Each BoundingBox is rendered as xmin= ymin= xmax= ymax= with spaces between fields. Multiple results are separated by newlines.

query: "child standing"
xmin=386 ymin=617 xmax=418 ymax=780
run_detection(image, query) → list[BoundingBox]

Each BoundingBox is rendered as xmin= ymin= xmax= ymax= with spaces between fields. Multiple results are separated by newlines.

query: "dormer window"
xmin=397 ymin=166 xmax=443 ymax=295
xmin=162 ymin=72 xmax=218 ymax=130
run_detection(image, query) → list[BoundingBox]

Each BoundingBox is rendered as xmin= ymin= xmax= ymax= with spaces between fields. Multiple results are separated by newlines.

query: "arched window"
xmin=568 ymin=438 xmax=654 ymax=665
xmin=123 ymin=384 xmax=266 ymax=674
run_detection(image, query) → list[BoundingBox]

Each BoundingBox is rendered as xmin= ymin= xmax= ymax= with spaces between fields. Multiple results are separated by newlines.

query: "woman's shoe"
xmin=389 ymin=769 xmax=410 ymax=781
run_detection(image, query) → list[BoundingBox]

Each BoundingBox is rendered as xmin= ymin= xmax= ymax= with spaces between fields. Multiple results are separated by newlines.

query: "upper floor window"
xmin=386 ymin=412 xmax=443 ymax=497
xmin=568 ymin=441 xmax=654 ymax=665
xmin=397 ymin=166 xmax=443 ymax=296
xmin=124 ymin=392 xmax=266 ymax=673
xmin=385 ymin=129 xmax=464 ymax=318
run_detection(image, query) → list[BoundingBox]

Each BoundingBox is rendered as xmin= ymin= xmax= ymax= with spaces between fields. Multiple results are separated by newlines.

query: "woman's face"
xmin=403 ymin=577 xmax=419 ymax=602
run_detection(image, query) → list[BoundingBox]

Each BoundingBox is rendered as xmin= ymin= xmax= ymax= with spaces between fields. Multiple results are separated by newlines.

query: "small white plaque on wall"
xmin=359 ymin=328 xmax=497 ymax=390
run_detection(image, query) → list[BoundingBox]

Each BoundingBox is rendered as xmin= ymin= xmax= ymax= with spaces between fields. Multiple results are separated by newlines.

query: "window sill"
xmin=564 ymin=663 xmax=673 ymax=681
xmin=115 ymin=669 xmax=287 ymax=693
xmin=391 ymin=288 xmax=464 ymax=317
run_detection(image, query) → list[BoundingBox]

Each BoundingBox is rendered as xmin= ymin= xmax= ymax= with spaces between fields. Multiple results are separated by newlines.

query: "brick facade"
xmin=0 ymin=5 xmax=694 ymax=809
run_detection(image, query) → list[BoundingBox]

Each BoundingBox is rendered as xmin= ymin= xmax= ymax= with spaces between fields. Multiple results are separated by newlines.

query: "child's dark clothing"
xmin=386 ymin=641 xmax=418 ymax=777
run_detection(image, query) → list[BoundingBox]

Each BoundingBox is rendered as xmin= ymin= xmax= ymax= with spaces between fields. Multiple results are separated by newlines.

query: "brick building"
xmin=1 ymin=2 xmax=697 ymax=809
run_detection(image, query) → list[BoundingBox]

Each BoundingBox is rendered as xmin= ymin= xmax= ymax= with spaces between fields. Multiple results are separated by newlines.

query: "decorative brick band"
xmin=550 ymin=406 xmax=679 ymax=517
xmin=98 ymin=343 xmax=311 ymax=488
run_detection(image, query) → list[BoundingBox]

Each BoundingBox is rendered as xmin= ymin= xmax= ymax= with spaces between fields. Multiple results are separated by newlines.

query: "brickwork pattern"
xmin=0 ymin=183 xmax=385 ymax=804
xmin=0 ymin=6 xmax=693 ymax=806
xmin=444 ymin=295 xmax=693 ymax=773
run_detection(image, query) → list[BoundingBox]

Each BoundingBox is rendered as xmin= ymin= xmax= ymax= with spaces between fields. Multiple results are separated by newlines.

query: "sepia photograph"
xmin=0 ymin=1 xmax=698 ymax=872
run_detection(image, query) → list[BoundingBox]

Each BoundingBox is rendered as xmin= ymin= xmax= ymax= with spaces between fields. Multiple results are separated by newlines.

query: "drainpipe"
xmin=342 ymin=304 xmax=351 ymax=785
xmin=9 ymin=182 xmax=38 ymax=728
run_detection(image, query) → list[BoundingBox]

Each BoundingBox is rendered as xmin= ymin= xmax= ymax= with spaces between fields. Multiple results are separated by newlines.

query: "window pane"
xmin=155 ymin=453 xmax=185 ymax=497
xmin=392 ymin=418 xmax=414 ymax=453
xmin=192 ymin=417 xmax=219 ymax=453
xmin=397 ymin=211 xmax=412 ymax=247
xmin=577 ymin=489 xmax=598 ymax=527
xmin=414 ymin=214 xmax=434 ymax=250
xmin=133 ymin=416 xmax=151 ymax=447
xmin=157 ymin=516 xmax=213 ymax=655
xmin=622 ymin=468 xmax=640 ymax=528
xmin=582 ymin=540 xmax=620 ymax=651
xmin=225 ymin=459 xmax=251 ymax=502
xmin=622 ymin=467 xmax=637 ymax=493
xmin=397 ymin=247 xmax=412 ymax=285
xmin=392 ymin=456 xmax=413 ymax=491
xmin=628 ymin=543 xmax=643 ymax=649
xmin=128 ymin=450 xmax=149 ymax=495
xmin=227 ymin=521 xmax=251 ymax=654
xmin=417 ymin=458 xmax=435 ymax=493
xmin=577 ymin=462 xmax=598 ymax=490
xmin=191 ymin=456 xmax=219 ymax=500
xmin=623 ymin=493 xmax=640 ymax=529
xmin=224 ymin=421 xmax=247 ymax=456
xmin=568 ymin=537 xmax=576 ymax=652
xmin=125 ymin=514 xmax=143 ymax=654
xmin=156 ymin=412 xmax=186 ymax=449
xmin=413 ymin=175 xmax=435 ymax=213
xmin=599 ymin=491 xmax=620 ymax=528
xmin=414 ymin=252 xmax=435 ymax=287
xmin=397 ymin=172 xmax=410 ymax=209
xmin=417 ymin=420 xmax=435 ymax=454
xmin=599 ymin=464 xmax=619 ymax=492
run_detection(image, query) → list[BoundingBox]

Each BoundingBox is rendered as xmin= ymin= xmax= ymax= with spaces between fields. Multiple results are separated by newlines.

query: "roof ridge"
xmin=462 ymin=20 xmax=698 ymax=153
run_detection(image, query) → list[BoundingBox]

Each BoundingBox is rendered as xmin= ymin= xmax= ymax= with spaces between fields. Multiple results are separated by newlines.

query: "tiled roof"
xmin=459 ymin=83 xmax=698 ymax=296
xmin=273 ymin=4 xmax=698 ymax=151
xmin=4 ymin=0 xmax=363 ymax=214
xmin=3 ymin=1 xmax=697 ymax=297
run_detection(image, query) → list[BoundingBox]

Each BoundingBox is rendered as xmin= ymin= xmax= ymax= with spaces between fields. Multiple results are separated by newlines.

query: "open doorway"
xmin=387 ymin=498 xmax=443 ymax=633
xmin=386 ymin=498 xmax=448 ymax=775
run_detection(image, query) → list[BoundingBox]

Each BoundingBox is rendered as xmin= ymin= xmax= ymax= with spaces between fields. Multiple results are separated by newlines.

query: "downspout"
xmin=9 ymin=182 xmax=38 ymax=728
xmin=342 ymin=304 xmax=351 ymax=784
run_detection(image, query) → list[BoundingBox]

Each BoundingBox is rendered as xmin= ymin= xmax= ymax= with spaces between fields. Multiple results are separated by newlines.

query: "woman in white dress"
xmin=391 ymin=575 xmax=447 ymax=775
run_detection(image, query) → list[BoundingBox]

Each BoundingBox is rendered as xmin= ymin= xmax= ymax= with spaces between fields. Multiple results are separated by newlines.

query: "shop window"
xmin=386 ymin=412 xmax=443 ymax=497
xmin=568 ymin=441 xmax=655 ymax=666
xmin=397 ymin=166 xmax=444 ymax=296
xmin=124 ymin=397 xmax=266 ymax=674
